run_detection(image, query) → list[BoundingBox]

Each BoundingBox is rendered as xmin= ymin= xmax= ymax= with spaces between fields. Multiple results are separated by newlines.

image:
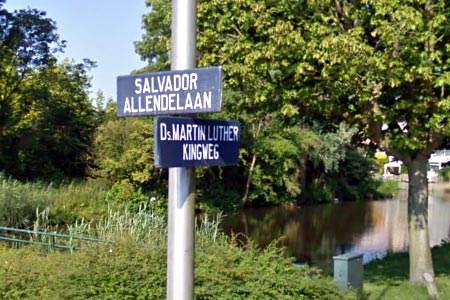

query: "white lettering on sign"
xmin=158 ymin=121 xmax=239 ymax=163
xmin=159 ymin=122 xmax=239 ymax=142
xmin=122 ymin=91 xmax=212 ymax=114
xmin=125 ymin=73 xmax=202 ymax=115
xmin=134 ymin=73 xmax=198 ymax=94
xmin=182 ymin=143 xmax=220 ymax=161
xmin=117 ymin=67 xmax=222 ymax=117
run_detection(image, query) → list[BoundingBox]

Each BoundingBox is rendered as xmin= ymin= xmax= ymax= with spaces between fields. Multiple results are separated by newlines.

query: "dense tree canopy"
xmin=0 ymin=3 xmax=64 ymax=104
xmin=137 ymin=0 xmax=450 ymax=294
xmin=299 ymin=1 xmax=450 ymax=294
xmin=136 ymin=0 xmax=377 ymax=208
xmin=0 ymin=4 xmax=96 ymax=180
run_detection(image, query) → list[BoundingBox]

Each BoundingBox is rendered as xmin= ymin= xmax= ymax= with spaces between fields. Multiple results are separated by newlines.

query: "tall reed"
xmin=66 ymin=206 xmax=227 ymax=249
xmin=0 ymin=173 xmax=109 ymax=227
xmin=67 ymin=203 xmax=167 ymax=246
xmin=0 ymin=174 xmax=48 ymax=227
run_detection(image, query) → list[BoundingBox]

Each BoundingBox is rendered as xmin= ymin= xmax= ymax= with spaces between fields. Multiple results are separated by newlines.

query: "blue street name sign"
xmin=117 ymin=66 xmax=222 ymax=117
xmin=154 ymin=117 xmax=240 ymax=168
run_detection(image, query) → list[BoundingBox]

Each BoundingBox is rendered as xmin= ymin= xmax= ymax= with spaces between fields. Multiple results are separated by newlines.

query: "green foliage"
xmin=0 ymin=6 xmax=98 ymax=180
xmin=107 ymin=179 xmax=149 ymax=209
xmin=328 ymin=148 xmax=379 ymax=201
xmin=196 ymin=241 xmax=355 ymax=300
xmin=136 ymin=1 xmax=381 ymax=208
xmin=0 ymin=173 xmax=47 ymax=228
xmin=0 ymin=57 xmax=97 ymax=180
xmin=134 ymin=0 xmax=171 ymax=73
xmin=196 ymin=180 xmax=241 ymax=213
xmin=301 ymin=147 xmax=379 ymax=203
xmin=376 ymin=180 xmax=400 ymax=198
xmin=90 ymin=117 xmax=168 ymax=209
xmin=0 ymin=5 xmax=64 ymax=93
xmin=255 ymin=123 xmax=319 ymax=200
xmin=8 ymin=59 xmax=97 ymax=180
xmin=0 ymin=243 xmax=167 ymax=300
xmin=68 ymin=205 xmax=167 ymax=246
xmin=438 ymin=166 xmax=450 ymax=182
xmin=74 ymin=243 xmax=167 ymax=300
xmin=0 ymin=173 xmax=109 ymax=227
xmin=91 ymin=90 xmax=117 ymax=124
xmin=46 ymin=178 xmax=110 ymax=224
xmin=362 ymin=241 xmax=450 ymax=299
xmin=91 ymin=118 xmax=158 ymax=184
xmin=0 ymin=209 xmax=356 ymax=300
xmin=301 ymin=1 xmax=450 ymax=160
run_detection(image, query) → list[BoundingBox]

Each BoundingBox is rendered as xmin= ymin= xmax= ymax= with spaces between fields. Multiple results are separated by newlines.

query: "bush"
xmin=0 ymin=210 xmax=356 ymax=300
xmin=196 ymin=241 xmax=356 ymax=300
xmin=376 ymin=180 xmax=399 ymax=198
xmin=438 ymin=166 xmax=450 ymax=182
xmin=0 ymin=243 xmax=167 ymax=300
xmin=0 ymin=243 xmax=356 ymax=300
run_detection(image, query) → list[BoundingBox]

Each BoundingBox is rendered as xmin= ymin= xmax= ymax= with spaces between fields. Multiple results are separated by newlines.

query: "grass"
xmin=0 ymin=174 xmax=110 ymax=227
xmin=362 ymin=242 xmax=450 ymax=300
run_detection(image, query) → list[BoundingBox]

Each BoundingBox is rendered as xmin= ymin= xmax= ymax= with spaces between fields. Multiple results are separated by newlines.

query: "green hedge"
xmin=0 ymin=241 xmax=357 ymax=300
xmin=0 ymin=206 xmax=357 ymax=299
xmin=0 ymin=244 xmax=356 ymax=300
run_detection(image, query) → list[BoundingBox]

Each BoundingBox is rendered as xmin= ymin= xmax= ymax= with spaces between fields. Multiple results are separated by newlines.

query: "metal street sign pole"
xmin=167 ymin=0 xmax=197 ymax=299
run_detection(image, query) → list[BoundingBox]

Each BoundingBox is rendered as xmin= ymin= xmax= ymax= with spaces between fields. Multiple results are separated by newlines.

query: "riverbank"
xmin=362 ymin=241 xmax=450 ymax=299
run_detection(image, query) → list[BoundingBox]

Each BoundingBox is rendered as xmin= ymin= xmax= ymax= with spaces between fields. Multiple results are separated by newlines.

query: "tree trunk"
xmin=240 ymin=122 xmax=262 ymax=208
xmin=241 ymin=153 xmax=257 ymax=208
xmin=406 ymin=156 xmax=439 ymax=298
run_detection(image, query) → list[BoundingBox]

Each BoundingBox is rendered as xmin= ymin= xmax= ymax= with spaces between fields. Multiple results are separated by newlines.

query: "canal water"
xmin=221 ymin=186 xmax=450 ymax=271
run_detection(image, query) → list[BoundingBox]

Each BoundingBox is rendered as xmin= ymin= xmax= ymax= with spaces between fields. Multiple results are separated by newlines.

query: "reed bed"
xmin=67 ymin=204 xmax=167 ymax=246
xmin=0 ymin=174 xmax=49 ymax=228
xmin=0 ymin=172 xmax=227 ymax=252
xmin=0 ymin=173 xmax=109 ymax=227
xmin=65 ymin=206 xmax=225 ymax=249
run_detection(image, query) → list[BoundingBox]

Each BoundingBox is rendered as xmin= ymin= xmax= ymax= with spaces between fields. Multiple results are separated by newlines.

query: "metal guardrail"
xmin=0 ymin=226 xmax=104 ymax=251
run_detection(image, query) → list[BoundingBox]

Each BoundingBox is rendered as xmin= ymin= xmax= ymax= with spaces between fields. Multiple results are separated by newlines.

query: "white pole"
xmin=167 ymin=0 xmax=197 ymax=299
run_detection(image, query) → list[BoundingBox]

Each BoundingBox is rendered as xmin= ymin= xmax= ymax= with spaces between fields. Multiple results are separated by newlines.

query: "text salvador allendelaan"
xmin=122 ymin=73 xmax=213 ymax=114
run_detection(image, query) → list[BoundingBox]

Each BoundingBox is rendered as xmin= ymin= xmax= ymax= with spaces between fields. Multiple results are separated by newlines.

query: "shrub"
xmin=376 ymin=180 xmax=399 ymax=198
xmin=438 ymin=166 xmax=450 ymax=182
xmin=0 ymin=210 xmax=356 ymax=300
xmin=196 ymin=241 xmax=356 ymax=300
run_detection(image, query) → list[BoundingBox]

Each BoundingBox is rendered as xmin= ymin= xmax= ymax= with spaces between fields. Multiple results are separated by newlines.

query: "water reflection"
xmin=221 ymin=188 xmax=450 ymax=271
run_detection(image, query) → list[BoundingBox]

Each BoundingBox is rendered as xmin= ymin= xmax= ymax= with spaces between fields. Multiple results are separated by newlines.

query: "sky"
xmin=4 ymin=0 xmax=149 ymax=100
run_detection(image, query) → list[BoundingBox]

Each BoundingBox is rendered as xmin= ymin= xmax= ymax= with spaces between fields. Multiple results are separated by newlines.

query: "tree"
xmin=137 ymin=0 xmax=364 ymax=207
xmin=134 ymin=0 xmax=171 ymax=73
xmin=197 ymin=0 xmax=376 ymax=207
xmin=309 ymin=1 xmax=450 ymax=295
xmin=3 ymin=59 xmax=97 ymax=180
xmin=91 ymin=117 xmax=167 ymax=206
xmin=137 ymin=0 xmax=450 ymax=295
xmin=296 ymin=1 xmax=449 ymax=296
xmin=202 ymin=1 xmax=448 ymax=294
xmin=0 ymin=4 xmax=64 ymax=122
xmin=0 ymin=4 xmax=96 ymax=180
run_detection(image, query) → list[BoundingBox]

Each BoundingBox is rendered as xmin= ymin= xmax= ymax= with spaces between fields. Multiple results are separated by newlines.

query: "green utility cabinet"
xmin=333 ymin=253 xmax=363 ymax=291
